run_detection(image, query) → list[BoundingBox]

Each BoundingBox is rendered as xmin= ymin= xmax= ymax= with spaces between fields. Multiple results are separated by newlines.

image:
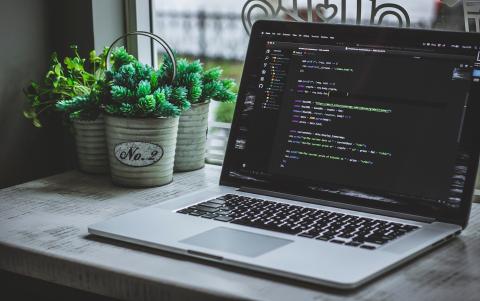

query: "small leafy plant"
xmin=104 ymin=47 xmax=190 ymax=117
xmin=23 ymin=45 xmax=108 ymax=127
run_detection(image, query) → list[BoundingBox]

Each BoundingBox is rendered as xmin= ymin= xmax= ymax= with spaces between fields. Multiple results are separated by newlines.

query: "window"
xmin=153 ymin=0 xmax=469 ymax=164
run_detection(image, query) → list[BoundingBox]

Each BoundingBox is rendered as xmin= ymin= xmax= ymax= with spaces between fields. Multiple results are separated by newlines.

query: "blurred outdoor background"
xmin=153 ymin=0 xmax=468 ymax=163
xmin=154 ymin=0 xmax=466 ymax=123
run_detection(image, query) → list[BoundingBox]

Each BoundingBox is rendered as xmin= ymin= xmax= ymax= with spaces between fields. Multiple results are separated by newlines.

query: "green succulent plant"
xmin=104 ymin=47 xmax=190 ymax=118
xmin=23 ymin=44 xmax=237 ymax=125
xmin=162 ymin=54 xmax=237 ymax=105
xmin=23 ymin=45 xmax=108 ymax=127
xmin=200 ymin=66 xmax=237 ymax=104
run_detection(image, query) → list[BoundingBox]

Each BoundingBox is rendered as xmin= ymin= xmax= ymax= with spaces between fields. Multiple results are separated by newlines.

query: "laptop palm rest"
xmin=181 ymin=227 xmax=293 ymax=257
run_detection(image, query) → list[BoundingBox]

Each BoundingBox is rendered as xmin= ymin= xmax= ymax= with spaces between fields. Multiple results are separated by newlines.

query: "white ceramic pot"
xmin=105 ymin=115 xmax=179 ymax=187
xmin=73 ymin=116 xmax=109 ymax=174
xmin=174 ymin=102 xmax=209 ymax=171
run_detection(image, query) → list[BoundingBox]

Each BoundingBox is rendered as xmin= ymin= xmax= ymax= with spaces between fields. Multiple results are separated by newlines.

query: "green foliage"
xmin=204 ymin=67 xmax=222 ymax=82
xmin=136 ymin=80 xmax=152 ymax=98
xmin=170 ymin=58 xmax=203 ymax=103
xmin=199 ymin=68 xmax=237 ymax=103
xmin=104 ymin=47 xmax=187 ymax=118
xmin=110 ymin=47 xmax=136 ymax=71
xmin=23 ymin=44 xmax=238 ymax=127
xmin=162 ymin=54 xmax=238 ymax=105
xmin=138 ymin=95 xmax=156 ymax=113
xmin=23 ymin=45 xmax=109 ymax=127
xmin=159 ymin=86 xmax=190 ymax=112
xmin=56 ymin=95 xmax=91 ymax=112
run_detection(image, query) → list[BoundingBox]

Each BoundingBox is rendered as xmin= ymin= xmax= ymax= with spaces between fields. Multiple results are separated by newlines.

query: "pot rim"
xmin=104 ymin=114 xmax=180 ymax=121
xmin=189 ymin=100 xmax=210 ymax=107
xmin=72 ymin=114 xmax=105 ymax=123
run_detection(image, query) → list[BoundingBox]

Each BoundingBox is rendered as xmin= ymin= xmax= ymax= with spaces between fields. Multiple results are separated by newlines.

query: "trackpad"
xmin=181 ymin=227 xmax=293 ymax=257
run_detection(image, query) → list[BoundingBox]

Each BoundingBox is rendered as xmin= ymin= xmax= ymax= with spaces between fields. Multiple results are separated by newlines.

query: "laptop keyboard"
xmin=177 ymin=194 xmax=419 ymax=250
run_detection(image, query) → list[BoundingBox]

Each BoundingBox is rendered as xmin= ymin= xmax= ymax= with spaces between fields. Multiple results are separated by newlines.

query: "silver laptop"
xmin=89 ymin=21 xmax=480 ymax=289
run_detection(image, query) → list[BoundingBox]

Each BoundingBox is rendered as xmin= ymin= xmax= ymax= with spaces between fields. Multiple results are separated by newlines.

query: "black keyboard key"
xmin=330 ymin=239 xmax=346 ymax=244
xmin=188 ymin=211 xmax=203 ymax=216
xmin=231 ymin=218 xmax=250 ymax=225
xmin=291 ymin=225 xmax=310 ymax=233
xmin=213 ymin=216 xmax=233 ymax=222
xmin=322 ymin=231 xmax=337 ymax=237
xmin=345 ymin=241 xmax=362 ymax=247
xmin=200 ymin=202 xmax=223 ymax=208
xmin=364 ymin=237 xmax=388 ymax=245
xmin=298 ymin=232 xmax=318 ymax=239
xmin=380 ymin=235 xmax=396 ymax=241
xmin=274 ymin=226 xmax=304 ymax=235
xmin=222 ymin=205 xmax=236 ymax=211
xmin=352 ymin=236 xmax=365 ymax=243
xmin=193 ymin=205 xmax=219 ymax=213
xmin=316 ymin=235 xmax=333 ymax=241
xmin=402 ymin=225 xmax=419 ymax=232
xmin=201 ymin=213 xmax=219 ymax=219
xmin=360 ymin=245 xmax=376 ymax=250
xmin=208 ymin=198 xmax=226 ymax=204
xmin=338 ymin=233 xmax=354 ymax=239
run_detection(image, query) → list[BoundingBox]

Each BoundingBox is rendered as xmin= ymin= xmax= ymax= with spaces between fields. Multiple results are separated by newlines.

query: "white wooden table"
xmin=1 ymin=165 xmax=479 ymax=301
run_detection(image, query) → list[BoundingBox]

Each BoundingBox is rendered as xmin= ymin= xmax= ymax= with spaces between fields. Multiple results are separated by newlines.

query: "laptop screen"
xmin=221 ymin=21 xmax=480 ymax=226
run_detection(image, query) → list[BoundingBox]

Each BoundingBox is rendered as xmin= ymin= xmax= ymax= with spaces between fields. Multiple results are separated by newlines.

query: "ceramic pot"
xmin=174 ymin=102 xmax=209 ymax=171
xmin=73 ymin=116 xmax=109 ymax=174
xmin=105 ymin=115 xmax=179 ymax=187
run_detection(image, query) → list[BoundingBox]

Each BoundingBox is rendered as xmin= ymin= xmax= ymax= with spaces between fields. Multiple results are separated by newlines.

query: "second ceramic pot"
xmin=174 ymin=102 xmax=209 ymax=171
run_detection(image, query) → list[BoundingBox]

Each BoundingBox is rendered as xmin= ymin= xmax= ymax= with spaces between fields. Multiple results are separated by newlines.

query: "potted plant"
xmin=165 ymin=57 xmax=237 ymax=171
xmin=23 ymin=45 xmax=109 ymax=174
xmin=103 ymin=46 xmax=189 ymax=187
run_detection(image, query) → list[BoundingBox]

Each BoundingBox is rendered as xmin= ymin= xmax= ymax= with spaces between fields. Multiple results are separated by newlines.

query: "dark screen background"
xmin=271 ymin=47 xmax=468 ymax=201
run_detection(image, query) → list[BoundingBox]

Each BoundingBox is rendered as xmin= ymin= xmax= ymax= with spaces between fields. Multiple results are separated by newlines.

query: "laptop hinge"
xmin=238 ymin=186 xmax=436 ymax=223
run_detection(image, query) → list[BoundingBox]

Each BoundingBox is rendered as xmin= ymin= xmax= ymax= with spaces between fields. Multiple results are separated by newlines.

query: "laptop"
xmin=89 ymin=20 xmax=480 ymax=289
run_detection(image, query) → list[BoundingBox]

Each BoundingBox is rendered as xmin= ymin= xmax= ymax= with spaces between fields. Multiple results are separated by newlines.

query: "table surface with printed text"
xmin=0 ymin=164 xmax=479 ymax=301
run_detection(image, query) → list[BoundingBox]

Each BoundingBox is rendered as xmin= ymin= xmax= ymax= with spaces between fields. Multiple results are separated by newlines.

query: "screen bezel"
xmin=220 ymin=20 xmax=480 ymax=228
